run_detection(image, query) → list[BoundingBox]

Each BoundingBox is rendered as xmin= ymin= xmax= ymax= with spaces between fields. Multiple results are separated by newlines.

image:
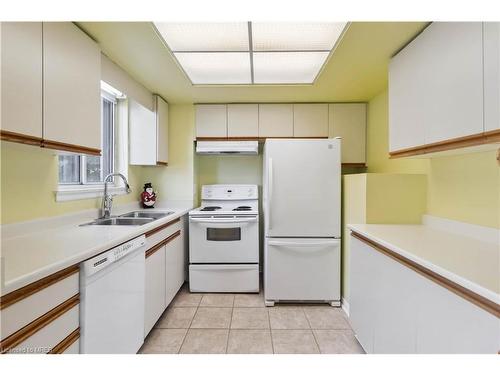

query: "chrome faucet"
xmin=102 ymin=173 xmax=131 ymax=218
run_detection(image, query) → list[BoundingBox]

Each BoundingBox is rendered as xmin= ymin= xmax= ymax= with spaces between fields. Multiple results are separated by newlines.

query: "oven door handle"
xmin=190 ymin=217 xmax=258 ymax=224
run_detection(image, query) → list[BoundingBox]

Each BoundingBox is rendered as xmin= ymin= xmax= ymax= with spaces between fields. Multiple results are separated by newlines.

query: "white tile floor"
xmin=139 ymin=284 xmax=365 ymax=354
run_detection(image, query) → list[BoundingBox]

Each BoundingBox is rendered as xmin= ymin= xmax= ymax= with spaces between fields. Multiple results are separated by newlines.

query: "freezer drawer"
xmin=189 ymin=264 xmax=259 ymax=293
xmin=264 ymin=238 xmax=340 ymax=302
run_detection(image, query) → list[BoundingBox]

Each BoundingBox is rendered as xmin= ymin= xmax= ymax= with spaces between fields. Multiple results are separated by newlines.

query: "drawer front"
xmin=189 ymin=264 xmax=259 ymax=293
xmin=1 ymin=270 xmax=79 ymax=340
xmin=146 ymin=220 xmax=181 ymax=249
xmin=9 ymin=304 xmax=79 ymax=354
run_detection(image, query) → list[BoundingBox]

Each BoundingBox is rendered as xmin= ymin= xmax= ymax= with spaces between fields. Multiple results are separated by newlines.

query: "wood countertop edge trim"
xmin=0 ymin=265 xmax=79 ymax=310
xmin=350 ymin=230 xmax=500 ymax=318
xmin=389 ymin=129 xmax=500 ymax=158
xmin=0 ymin=294 xmax=80 ymax=353
xmin=145 ymin=217 xmax=181 ymax=237
xmin=48 ymin=328 xmax=80 ymax=354
xmin=145 ymin=230 xmax=181 ymax=258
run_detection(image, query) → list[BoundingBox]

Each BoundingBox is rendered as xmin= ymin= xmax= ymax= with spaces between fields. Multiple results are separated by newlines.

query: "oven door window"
xmin=206 ymin=227 xmax=241 ymax=241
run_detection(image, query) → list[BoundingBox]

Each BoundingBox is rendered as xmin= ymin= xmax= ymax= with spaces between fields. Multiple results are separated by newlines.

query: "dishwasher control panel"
xmin=81 ymin=235 xmax=146 ymax=277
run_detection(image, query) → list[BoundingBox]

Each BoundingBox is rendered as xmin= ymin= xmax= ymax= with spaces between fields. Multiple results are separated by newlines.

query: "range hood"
xmin=196 ymin=141 xmax=259 ymax=155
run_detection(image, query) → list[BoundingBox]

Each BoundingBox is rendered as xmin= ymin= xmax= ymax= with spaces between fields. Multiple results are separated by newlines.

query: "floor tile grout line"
xmin=177 ymin=292 xmax=200 ymax=353
xmin=268 ymin=307 xmax=275 ymax=354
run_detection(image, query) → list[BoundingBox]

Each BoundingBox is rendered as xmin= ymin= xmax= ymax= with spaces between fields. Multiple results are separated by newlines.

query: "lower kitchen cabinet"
xmin=349 ymin=234 xmax=499 ymax=354
xmin=144 ymin=216 xmax=187 ymax=336
xmin=144 ymin=243 xmax=167 ymax=335
xmin=165 ymin=230 xmax=185 ymax=306
xmin=0 ymin=265 xmax=81 ymax=354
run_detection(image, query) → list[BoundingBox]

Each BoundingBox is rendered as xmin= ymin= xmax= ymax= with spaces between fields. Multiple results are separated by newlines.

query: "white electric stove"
xmin=188 ymin=184 xmax=260 ymax=293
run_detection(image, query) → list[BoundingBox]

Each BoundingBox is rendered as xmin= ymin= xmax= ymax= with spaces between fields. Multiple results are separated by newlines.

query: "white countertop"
xmin=348 ymin=219 xmax=500 ymax=304
xmin=0 ymin=202 xmax=192 ymax=296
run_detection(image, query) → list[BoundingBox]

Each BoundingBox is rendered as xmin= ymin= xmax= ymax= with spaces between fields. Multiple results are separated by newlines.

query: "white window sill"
xmin=55 ymin=184 xmax=127 ymax=202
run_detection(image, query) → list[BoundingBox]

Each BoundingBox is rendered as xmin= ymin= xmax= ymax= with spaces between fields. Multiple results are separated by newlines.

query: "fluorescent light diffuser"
xmin=153 ymin=22 xmax=347 ymax=85
xmin=253 ymin=52 xmax=330 ymax=84
xmin=252 ymin=22 xmax=347 ymax=51
xmin=154 ymin=22 xmax=249 ymax=51
xmin=174 ymin=52 xmax=251 ymax=84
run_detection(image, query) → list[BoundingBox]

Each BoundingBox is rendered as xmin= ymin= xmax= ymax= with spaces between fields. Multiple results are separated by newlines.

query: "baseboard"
xmin=341 ymin=297 xmax=350 ymax=317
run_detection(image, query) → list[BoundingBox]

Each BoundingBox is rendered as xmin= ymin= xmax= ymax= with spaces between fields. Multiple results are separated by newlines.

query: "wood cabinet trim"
xmin=0 ymin=294 xmax=79 ymax=353
xmin=156 ymin=161 xmax=168 ymax=166
xmin=351 ymin=231 xmax=500 ymax=318
xmin=145 ymin=230 xmax=181 ymax=258
xmin=145 ymin=217 xmax=181 ymax=238
xmin=341 ymin=163 xmax=366 ymax=168
xmin=0 ymin=265 xmax=79 ymax=310
xmin=0 ymin=130 xmax=43 ymax=147
xmin=48 ymin=328 xmax=79 ymax=354
xmin=389 ymin=129 xmax=500 ymax=158
xmin=42 ymin=139 xmax=101 ymax=156
xmin=195 ymin=136 xmax=329 ymax=142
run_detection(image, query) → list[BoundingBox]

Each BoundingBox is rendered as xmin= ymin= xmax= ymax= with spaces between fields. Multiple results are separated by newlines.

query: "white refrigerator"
xmin=263 ymin=138 xmax=341 ymax=306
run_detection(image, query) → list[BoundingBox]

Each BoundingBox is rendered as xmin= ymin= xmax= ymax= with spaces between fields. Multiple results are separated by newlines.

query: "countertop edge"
xmin=347 ymin=224 xmax=500 ymax=306
xmin=1 ymin=207 xmax=191 ymax=297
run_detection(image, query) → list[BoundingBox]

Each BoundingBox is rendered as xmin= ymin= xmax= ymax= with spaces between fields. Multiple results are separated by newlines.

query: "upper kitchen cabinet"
xmin=258 ymin=104 xmax=293 ymax=138
xmin=195 ymin=104 xmax=227 ymax=138
xmin=389 ymin=22 xmax=500 ymax=157
xmin=130 ymin=95 xmax=169 ymax=166
xmin=227 ymin=104 xmax=259 ymax=138
xmin=129 ymin=99 xmax=157 ymax=165
xmin=329 ymin=103 xmax=366 ymax=164
xmin=43 ymin=22 xmax=101 ymax=155
xmin=156 ymin=95 xmax=169 ymax=165
xmin=483 ymin=22 xmax=500 ymax=133
xmin=293 ymin=104 xmax=329 ymax=138
xmin=1 ymin=22 xmax=43 ymax=145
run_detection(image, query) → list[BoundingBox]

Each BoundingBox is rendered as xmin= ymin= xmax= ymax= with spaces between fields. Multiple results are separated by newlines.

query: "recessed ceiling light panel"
xmin=174 ymin=52 xmax=251 ymax=84
xmin=252 ymin=22 xmax=347 ymax=51
xmin=253 ymin=52 xmax=330 ymax=84
xmin=153 ymin=22 xmax=347 ymax=85
xmin=154 ymin=22 xmax=249 ymax=52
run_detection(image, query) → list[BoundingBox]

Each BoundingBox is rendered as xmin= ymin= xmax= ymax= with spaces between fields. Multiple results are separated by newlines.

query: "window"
xmin=58 ymin=92 xmax=115 ymax=185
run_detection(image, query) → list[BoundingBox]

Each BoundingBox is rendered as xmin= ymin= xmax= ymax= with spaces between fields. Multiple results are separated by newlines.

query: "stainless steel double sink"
xmin=80 ymin=211 xmax=174 ymax=226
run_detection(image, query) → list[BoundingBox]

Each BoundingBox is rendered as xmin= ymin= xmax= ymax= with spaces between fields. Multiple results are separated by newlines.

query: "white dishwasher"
xmin=80 ymin=235 xmax=146 ymax=354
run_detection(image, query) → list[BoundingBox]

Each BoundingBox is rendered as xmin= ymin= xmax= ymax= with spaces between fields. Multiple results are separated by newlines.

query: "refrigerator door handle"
xmin=268 ymin=157 xmax=273 ymax=230
xmin=268 ymin=240 xmax=339 ymax=248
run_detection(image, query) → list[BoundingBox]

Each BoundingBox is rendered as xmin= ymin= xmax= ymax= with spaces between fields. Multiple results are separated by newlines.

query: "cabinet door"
xmin=349 ymin=236 xmax=377 ymax=353
xmin=43 ymin=22 xmax=101 ymax=153
xmin=258 ymin=104 xmax=293 ymax=137
xmin=145 ymin=246 xmax=166 ymax=336
xmin=484 ymin=22 xmax=500 ymax=132
xmin=293 ymin=104 xmax=328 ymax=137
xmin=372 ymin=250 xmax=418 ymax=353
xmin=195 ymin=104 xmax=227 ymax=138
xmin=227 ymin=104 xmax=258 ymax=137
xmin=389 ymin=22 xmax=484 ymax=151
xmin=1 ymin=22 xmax=43 ymax=142
xmin=165 ymin=231 xmax=185 ymax=306
xmin=155 ymin=95 xmax=169 ymax=164
xmin=329 ymin=103 xmax=366 ymax=164
xmin=129 ymin=100 xmax=157 ymax=165
xmin=416 ymin=275 xmax=499 ymax=354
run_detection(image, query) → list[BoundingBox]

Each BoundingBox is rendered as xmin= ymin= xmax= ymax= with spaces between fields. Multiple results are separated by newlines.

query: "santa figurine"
xmin=140 ymin=183 xmax=157 ymax=209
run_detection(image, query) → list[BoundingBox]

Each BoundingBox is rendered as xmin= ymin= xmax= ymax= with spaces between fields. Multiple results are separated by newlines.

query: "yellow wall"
xmin=0 ymin=141 xmax=143 ymax=224
xmin=366 ymin=88 xmax=500 ymax=229
xmin=141 ymin=104 xmax=196 ymax=204
xmin=366 ymin=90 xmax=429 ymax=174
xmin=427 ymin=151 xmax=500 ymax=228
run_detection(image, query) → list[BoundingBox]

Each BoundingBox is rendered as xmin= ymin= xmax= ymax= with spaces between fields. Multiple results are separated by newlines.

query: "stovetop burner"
xmin=233 ymin=206 xmax=252 ymax=211
xmin=200 ymin=206 xmax=222 ymax=212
